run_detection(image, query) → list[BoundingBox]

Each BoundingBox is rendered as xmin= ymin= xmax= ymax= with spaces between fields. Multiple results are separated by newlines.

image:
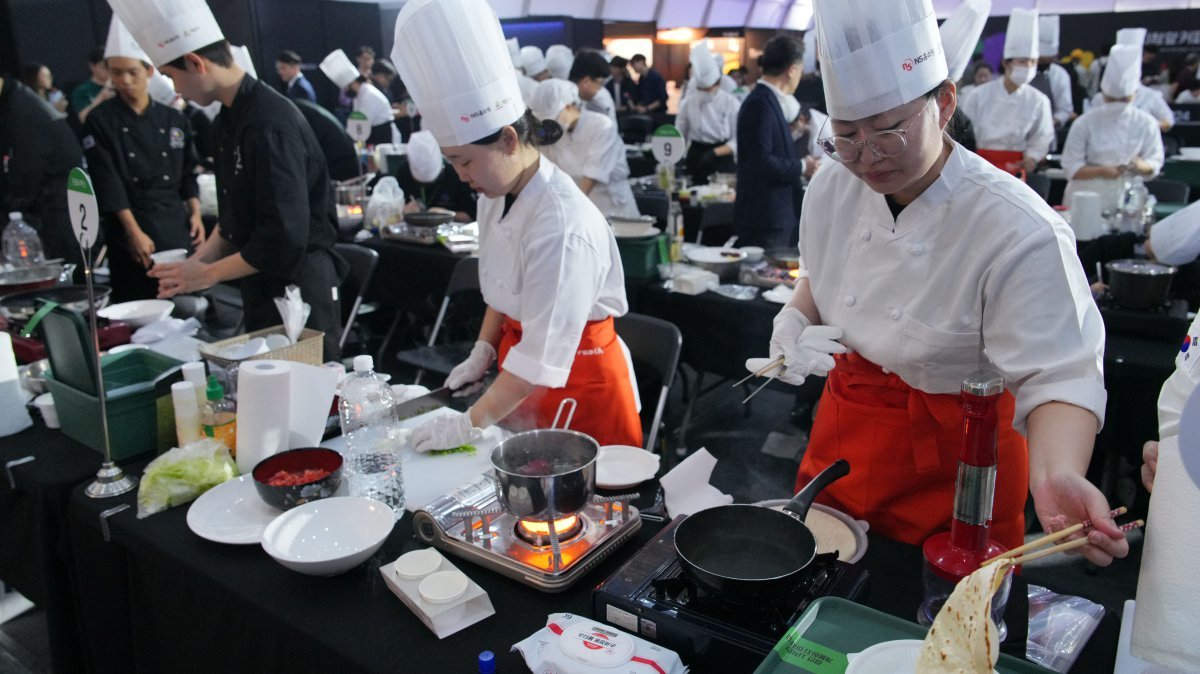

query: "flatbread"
xmin=916 ymin=559 xmax=1012 ymax=673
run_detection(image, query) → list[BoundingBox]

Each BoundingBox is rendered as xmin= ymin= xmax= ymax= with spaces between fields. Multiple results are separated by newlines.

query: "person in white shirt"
xmin=1032 ymin=15 xmax=1074 ymax=137
xmin=320 ymin=49 xmax=399 ymax=145
xmin=394 ymin=0 xmax=641 ymax=451
xmin=767 ymin=0 xmax=1127 ymax=565
xmin=1177 ymin=85 xmax=1200 ymax=104
xmin=1062 ymin=45 xmax=1164 ymax=228
xmin=568 ymin=50 xmax=617 ymax=124
xmin=528 ymin=79 xmax=638 ymax=218
xmin=677 ymin=42 xmax=741 ymax=186
xmin=1091 ymin=28 xmax=1176 ymax=132
xmin=959 ymin=9 xmax=1054 ymax=175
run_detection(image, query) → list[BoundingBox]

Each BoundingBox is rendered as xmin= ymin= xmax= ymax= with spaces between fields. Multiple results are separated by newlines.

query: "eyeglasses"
xmin=818 ymin=97 xmax=934 ymax=164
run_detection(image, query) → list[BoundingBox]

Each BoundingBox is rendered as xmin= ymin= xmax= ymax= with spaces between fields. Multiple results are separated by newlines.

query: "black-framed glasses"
xmin=817 ymin=97 xmax=934 ymax=164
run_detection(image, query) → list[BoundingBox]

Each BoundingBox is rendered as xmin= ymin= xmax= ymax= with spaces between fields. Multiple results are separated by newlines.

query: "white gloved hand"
xmin=410 ymin=410 xmax=482 ymax=453
xmin=767 ymin=307 xmax=846 ymax=385
xmin=445 ymin=340 xmax=496 ymax=397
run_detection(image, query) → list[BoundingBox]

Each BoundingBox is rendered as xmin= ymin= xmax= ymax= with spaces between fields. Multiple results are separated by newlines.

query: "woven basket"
xmin=199 ymin=326 xmax=324 ymax=370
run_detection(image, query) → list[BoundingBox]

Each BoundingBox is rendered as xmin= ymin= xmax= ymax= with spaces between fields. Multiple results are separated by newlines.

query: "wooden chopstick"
xmin=742 ymin=372 xmax=781 ymax=404
xmin=1007 ymin=520 xmax=1144 ymax=566
xmin=982 ymin=507 xmax=1128 ymax=566
xmin=731 ymin=355 xmax=785 ymax=389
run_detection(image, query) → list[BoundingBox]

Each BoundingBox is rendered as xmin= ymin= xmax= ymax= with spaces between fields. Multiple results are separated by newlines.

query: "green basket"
xmin=617 ymin=233 xmax=667 ymax=279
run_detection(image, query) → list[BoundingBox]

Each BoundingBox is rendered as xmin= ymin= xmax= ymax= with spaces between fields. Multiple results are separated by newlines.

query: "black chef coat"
xmin=214 ymin=75 xmax=346 ymax=361
xmin=84 ymin=97 xmax=199 ymax=301
xmin=292 ymin=98 xmax=360 ymax=182
xmin=391 ymin=159 xmax=477 ymax=220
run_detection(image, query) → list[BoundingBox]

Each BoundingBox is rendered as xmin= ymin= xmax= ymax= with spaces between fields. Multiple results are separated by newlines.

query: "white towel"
xmin=659 ymin=448 xmax=733 ymax=517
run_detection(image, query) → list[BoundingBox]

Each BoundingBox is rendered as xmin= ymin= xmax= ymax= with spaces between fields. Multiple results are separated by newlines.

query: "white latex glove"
xmin=766 ymin=307 xmax=846 ymax=385
xmin=445 ymin=340 xmax=496 ymax=397
xmin=410 ymin=410 xmax=482 ymax=453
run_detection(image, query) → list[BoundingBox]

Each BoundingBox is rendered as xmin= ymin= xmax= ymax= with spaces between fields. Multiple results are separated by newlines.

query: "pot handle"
xmin=782 ymin=459 xmax=850 ymax=522
xmin=552 ymin=398 xmax=577 ymax=430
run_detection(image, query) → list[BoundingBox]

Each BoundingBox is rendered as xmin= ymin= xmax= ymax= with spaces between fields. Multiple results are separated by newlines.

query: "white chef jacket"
xmin=960 ymin=79 xmax=1055 ymax=163
xmin=676 ymin=88 xmax=741 ymax=157
xmin=538 ymin=110 xmax=638 ymax=218
xmin=797 ymin=142 xmax=1106 ymax=432
xmin=585 ymin=86 xmax=617 ymax=124
xmin=1089 ymin=86 xmax=1175 ymax=130
xmin=1177 ymin=90 xmax=1199 ymax=104
xmin=517 ymin=74 xmax=539 ymax=105
xmin=1045 ymin=63 xmax=1074 ymax=127
xmin=476 ymin=158 xmax=628 ymax=387
xmin=1062 ymin=102 xmax=1164 ymax=214
xmin=1149 ymin=199 xmax=1200 ymax=266
xmin=354 ymin=82 xmax=400 ymax=145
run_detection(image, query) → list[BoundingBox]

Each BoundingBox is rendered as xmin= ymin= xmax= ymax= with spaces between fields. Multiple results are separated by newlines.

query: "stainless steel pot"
xmin=489 ymin=428 xmax=599 ymax=521
xmin=0 ymin=260 xmax=73 ymax=295
xmin=0 ymin=284 xmax=112 ymax=322
xmin=1106 ymin=259 xmax=1177 ymax=308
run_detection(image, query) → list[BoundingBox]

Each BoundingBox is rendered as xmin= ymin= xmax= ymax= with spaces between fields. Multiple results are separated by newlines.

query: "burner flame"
xmin=518 ymin=515 xmax=579 ymax=538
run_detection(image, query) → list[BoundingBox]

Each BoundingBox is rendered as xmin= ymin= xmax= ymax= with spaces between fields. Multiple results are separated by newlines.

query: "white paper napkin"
xmin=659 ymin=448 xmax=733 ymax=517
xmin=273 ymin=285 xmax=311 ymax=344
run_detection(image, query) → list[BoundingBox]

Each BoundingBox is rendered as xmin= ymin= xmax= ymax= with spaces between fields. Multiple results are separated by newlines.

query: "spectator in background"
xmin=1141 ymin=44 xmax=1165 ymax=84
xmin=1170 ymin=53 xmax=1199 ymax=103
xmin=569 ymin=50 xmax=617 ymax=123
xmin=371 ymin=59 xmax=398 ymax=101
xmin=276 ymin=50 xmax=316 ymax=102
xmin=21 ymin=63 xmax=68 ymax=114
xmin=1177 ymin=78 xmax=1200 ymax=104
xmin=606 ymin=56 xmax=634 ymax=114
xmin=353 ymin=46 xmax=375 ymax=78
xmin=958 ymin=61 xmax=992 ymax=102
xmin=629 ymin=53 xmax=667 ymax=115
xmin=72 ymin=47 xmax=114 ymax=124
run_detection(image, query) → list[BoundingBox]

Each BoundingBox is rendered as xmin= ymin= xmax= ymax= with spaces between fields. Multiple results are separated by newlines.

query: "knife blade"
xmin=393 ymin=386 xmax=454 ymax=420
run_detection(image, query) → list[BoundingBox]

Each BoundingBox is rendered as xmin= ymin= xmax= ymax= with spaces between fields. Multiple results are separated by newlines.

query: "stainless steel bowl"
xmin=19 ymin=358 xmax=50 ymax=395
xmin=490 ymin=429 xmax=599 ymax=521
xmin=1106 ymin=259 xmax=1177 ymax=308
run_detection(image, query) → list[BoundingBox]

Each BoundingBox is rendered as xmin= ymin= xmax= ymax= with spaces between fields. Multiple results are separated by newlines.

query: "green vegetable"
xmin=137 ymin=439 xmax=238 ymax=518
xmin=428 ymin=444 xmax=476 ymax=456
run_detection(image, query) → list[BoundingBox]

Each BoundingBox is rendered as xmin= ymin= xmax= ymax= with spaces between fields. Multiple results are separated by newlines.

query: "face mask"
xmin=1008 ymin=65 xmax=1035 ymax=86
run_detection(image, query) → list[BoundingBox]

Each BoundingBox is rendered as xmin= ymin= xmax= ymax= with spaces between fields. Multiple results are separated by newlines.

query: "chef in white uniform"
xmin=677 ymin=42 xmax=741 ymax=186
xmin=394 ymin=0 xmax=642 ymax=451
xmin=569 ymin=50 xmax=618 ymax=124
xmin=959 ymin=8 xmax=1054 ymax=176
xmin=546 ymin=45 xmax=573 ymax=81
xmin=1062 ymin=44 xmax=1163 ymax=219
xmin=509 ymin=38 xmax=539 ymax=105
xmin=1032 ymin=16 xmax=1075 ymax=133
xmin=1148 ymin=200 xmax=1200 ymax=266
xmin=1090 ymin=29 xmax=1176 ymax=133
xmin=320 ymin=49 xmax=399 ymax=146
xmin=528 ymin=79 xmax=638 ymax=218
xmin=767 ymin=0 xmax=1128 ymax=564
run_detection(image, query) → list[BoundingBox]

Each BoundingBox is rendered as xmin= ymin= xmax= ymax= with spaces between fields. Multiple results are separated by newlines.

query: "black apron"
xmin=686 ymin=140 xmax=735 ymax=187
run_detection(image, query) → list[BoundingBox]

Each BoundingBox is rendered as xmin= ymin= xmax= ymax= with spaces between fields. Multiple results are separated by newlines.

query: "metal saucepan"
xmin=490 ymin=399 xmax=597 ymax=520
xmin=1105 ymin=258 xmax=1177 ymax=308
xmin=0 ymin=285 xmax=113 ymax=322
xmin=764 ymin=248 xmax=800 ymax=271
xmin=673 ymin=459 xmax=850 ymax=602
xmin=404 ymin=209 xmax=455 ymax=228
xmin=0 ymin=260 xmax=73 ymax=295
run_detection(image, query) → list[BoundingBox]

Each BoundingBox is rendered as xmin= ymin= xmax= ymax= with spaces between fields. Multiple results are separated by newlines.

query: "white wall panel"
xmin=658 ymin=0 xmax=709 ymax=28
xmin=600 ymin=0 xmax=658 ymax=22
xmin=528 ymin=0 xmax=598 ymax=16
xmin=489 ymin=0 xmax=527 ymax=19
xmin=706 ymin=0 xmax=753 ymax=26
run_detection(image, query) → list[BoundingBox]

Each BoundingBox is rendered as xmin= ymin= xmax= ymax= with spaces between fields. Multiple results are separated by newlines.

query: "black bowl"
xmin=252 ymin=448 xmax=344 ymax=511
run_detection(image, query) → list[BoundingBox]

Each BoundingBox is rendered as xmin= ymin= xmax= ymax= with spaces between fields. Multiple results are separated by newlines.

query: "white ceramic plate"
xmin=97 ymin=299 xmax=175 ymax=328
xmin=686 ymin=247 xmax=746 ymax=264
xmin=846 ymin=639 xmax=998 ymax=674
xmin=187 ymin=474 xmax=283 ymax=545
xmin=596 ymin=445 xmax=660 ymax=490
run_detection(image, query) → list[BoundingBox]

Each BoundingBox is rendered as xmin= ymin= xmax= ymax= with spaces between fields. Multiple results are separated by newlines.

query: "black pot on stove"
xmin=1106 ymin=259 xmax=1177 ymax=308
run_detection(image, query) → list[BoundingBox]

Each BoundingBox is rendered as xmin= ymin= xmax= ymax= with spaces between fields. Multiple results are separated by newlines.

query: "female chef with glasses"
xmin=763 ymin=0 xmax=1129 ymax=566
xmin=393 ymin=0 xmax=641 ymax=453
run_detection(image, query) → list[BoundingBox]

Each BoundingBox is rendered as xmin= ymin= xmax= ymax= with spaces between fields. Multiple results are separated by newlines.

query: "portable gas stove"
xmin=592 ymin=515 xmax=870 ymax=668
xmin=382 ymin=222 xmax=441 ymax=245
xmin=738 ymin=260 xmax=799 ymax=289
xmin=412 ymin=473 xmax=642 ymax=592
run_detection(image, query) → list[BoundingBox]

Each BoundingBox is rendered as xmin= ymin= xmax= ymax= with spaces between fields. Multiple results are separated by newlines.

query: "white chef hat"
xmin=391 ymin=0 xmax=526 ymax=147
xmin=230 ymin=45 xmax=257 ymax=79
xmin=107 ymin=0 xmax=225 ymax=68
xmin=528 ymin=78 xmax=580 ymax=122
xmin=1038 ymin=15 xmax=1059 ymax=57
xmin=521 ymin=46 xmax=547 ymax=78
xmin=147 ymin=71 xmax=177 ymax=105
xmin=802 ymin=30 xmax=818 ymax=76
xmin=690 ymin=41 xmax=721 ymax=89
xmin=320 ymin=49 xmax=358 ymax=89
xmin=407 ymin=131 xmax=445 ymax=183
xmin=1003 ymin=8 xmax=1038 ymax=60
xmin=1116 ymin=28 xmax=1147 ymax=50
xmin=546 ymin=45 xmax=573 ymax=80
xmin=507 ymin=38 xmax=521 ymax=69
xmin=815 ymin=0 xmax=947 ymax=121
xmin=104 ymin=15 xmax=151 ymax=64
xmin=940 ymin=0 xmax=991 ymax=82
xmin=1101 ymin=44 xmax=1140 ymax=99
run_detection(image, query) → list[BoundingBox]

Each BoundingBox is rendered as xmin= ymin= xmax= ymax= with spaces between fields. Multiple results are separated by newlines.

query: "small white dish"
xmin=261 ymin=496 xmax=395 ymax=576
xmin=150 ymin=248 xmax=188 ymax=265
xmin=846 ymin=639 xmax=997 ymax=674
xmin=187 ymin=474 xmax=282 ymax=544
xmin=613 ymin=225 xmax=660 ymax=239
xmin=108 ymin=343 xmax=149 ymax=355
xmin=596 ymin=445 xmax=660 ymax=490
xmin=263 ymin=333 xmax=291 ymax=351
xmin=686 ymin=247 xmax=747 ymax=264
xmin=220 ymin=337 xmax=268 ymax=360
xmin=419 ymin=569 xmax=469 ymax=604
xmin=97 ymin=299 xmax=175 ymax=328
xmin=33 ymin=392 xmax=58 ymax=429
xmin=394 ymin=548 xmax=442 ymax=580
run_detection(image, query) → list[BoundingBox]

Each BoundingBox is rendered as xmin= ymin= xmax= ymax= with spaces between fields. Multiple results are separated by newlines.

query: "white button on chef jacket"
xmin=538 ymin=110 xmax=639 ymax=219
xmin=354 ymin=82 xmax=401 ymax=145
xmin=797 ymin=142 xmax=1106 ymax=433
xmin=959 ymin=78 xmax=1055 ymax=163
xmin=477 ymin=159 xmax=628 ymax=388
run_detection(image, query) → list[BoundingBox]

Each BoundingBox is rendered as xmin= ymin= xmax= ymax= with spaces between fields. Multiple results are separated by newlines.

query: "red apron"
xmin=977 ymin=148 xmax=1027 ymax=181
xmin=796 ymin=352 xmax=1028 ymax=551
xmin=497 ymin=316 xmax=643 ymax=448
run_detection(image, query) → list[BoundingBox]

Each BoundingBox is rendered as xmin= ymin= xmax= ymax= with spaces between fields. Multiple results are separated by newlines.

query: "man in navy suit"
xmin=735 ymin=35 xmax=806 ymax=248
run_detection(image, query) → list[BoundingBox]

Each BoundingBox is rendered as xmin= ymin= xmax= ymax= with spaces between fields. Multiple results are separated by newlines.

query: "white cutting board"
xmin=322 ymin=407 xmax=506 ymax=512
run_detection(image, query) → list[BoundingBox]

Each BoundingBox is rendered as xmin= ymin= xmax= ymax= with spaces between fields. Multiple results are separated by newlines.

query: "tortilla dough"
xmin=916 ymin=559 xmax=1012 ymax=673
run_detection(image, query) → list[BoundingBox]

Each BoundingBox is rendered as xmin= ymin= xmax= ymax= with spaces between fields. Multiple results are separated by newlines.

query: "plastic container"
xmin=2 ymin=212 xmax=44 ymax=267
xmin=616 ymin=233 xmax=667 ymax=279
xmin=338 ymin=355 xmax=405 ymax=518
xmin=171 ymin=381 xmax=203 ymax=446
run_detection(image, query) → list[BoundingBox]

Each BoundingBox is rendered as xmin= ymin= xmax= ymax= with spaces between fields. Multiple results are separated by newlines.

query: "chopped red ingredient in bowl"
xmin=266 ymin=468 xmax=331 ymax=487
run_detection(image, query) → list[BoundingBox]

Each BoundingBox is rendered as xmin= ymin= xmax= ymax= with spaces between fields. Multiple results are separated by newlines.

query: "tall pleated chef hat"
xmin=528 ymin=78 xmax=580 ymax=122
xmin=507 ymin=38 xmax=521 ymax=69
xmin=546 ymin=45 xmax=574 ymax=80
xmin=106 ymin=0 xmax=224 ymax=68
xmin=939 ymin=0 xmax=991 ymax=82
xmin=814 ymin=0 xmax=947 ymax=121
xmin=1002 ymin=8 xmax=1038 ymax=60
xmin=1101 ymin=44 xmax=1141 ymax=99
xmin=320 ymin=49 xmax=358 ymax=89
xmin=147 ymin=71 xmax=177 ymax=105
xmin=1038 ymin=15 xmax=1060 ymax=57
xmin=1117 ymin=28 xmax=1147 ymax=50
xmin=391 ymin=0 xmax=526 ymax=147
xmin=690 ymin=41 xmax=721 ymax=89
xmin=104 ymin=15 xmax=151 ymax=63
xmin=407 ymin=130 xmax=445 ymax=183
xmin=521 ymin=46 xmax=547 ymax=78
xmin=230 ymin=45 xmax=257 ymax=79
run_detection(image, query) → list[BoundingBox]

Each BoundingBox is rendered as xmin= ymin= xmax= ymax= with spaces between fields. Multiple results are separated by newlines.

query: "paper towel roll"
xmin=0 ymin=333 xmax=33 ymax=437
xmin=235 ymin=360 xmax=291 ymax=474
xmin=1068 ymin=191 xmax=1105 ymax=242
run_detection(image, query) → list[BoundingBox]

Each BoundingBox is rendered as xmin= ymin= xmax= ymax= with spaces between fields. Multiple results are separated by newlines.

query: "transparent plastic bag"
xmin=1026 ymin=584 xmax=1106 ymax=673
xmin=364 ymin=176 xmax=405 ymax=231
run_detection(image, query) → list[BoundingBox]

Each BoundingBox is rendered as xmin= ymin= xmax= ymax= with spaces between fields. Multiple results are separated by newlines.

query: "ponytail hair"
xmin=471 ymin=109 xmax=563 ymax=147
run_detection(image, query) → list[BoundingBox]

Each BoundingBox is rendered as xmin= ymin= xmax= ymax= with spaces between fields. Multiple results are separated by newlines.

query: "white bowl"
xmin=596 ymin=445 xmax=660 ymax=489
xmin=260 ymin=496 xmax=395 ymax=576
xmin=1178 ymin=147 xmax=1200 ymax=160
xmin=97 ymin=299 xmax=175 ymax=328
xmin=150 ymin=248 xmax=188 ymax=265
xmin=33 ymin=392 xmax=58 ymax=429
xmin=846 ymin=639 xmax=997 ymax=674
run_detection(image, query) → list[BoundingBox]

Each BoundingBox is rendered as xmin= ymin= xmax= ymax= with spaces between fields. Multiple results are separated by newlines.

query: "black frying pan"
xmin=673 ymin=459 xmax=850 ymax=601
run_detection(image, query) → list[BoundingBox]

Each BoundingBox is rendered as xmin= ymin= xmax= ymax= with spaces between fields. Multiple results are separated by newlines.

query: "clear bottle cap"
xmin=353 ymin=354 xmax=374 ymax=372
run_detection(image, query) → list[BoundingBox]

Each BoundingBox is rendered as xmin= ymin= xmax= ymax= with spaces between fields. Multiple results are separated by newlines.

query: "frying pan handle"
xmin=782 ymin=459 xmax=850 ymax=522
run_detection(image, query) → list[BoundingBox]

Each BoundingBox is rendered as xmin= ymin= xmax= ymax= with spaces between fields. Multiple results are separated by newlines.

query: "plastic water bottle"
xmin=338 ymin=355 xmax=405 ymax=518
xmin=2 ymin=212 xmax=44 ymax=267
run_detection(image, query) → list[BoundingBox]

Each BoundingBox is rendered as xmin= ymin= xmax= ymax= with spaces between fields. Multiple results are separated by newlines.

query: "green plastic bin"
xmin=617 ymin=233 xmax=667 ymax=279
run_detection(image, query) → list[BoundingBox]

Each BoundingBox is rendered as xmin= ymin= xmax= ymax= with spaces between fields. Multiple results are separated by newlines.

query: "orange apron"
xmin=796 ymin=352 xmax=1028 ymax=551
xmin=498 ymin=316 xmax=643 ymax=448
xmin=977 ymin=148 xmax=1027 ymax=181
